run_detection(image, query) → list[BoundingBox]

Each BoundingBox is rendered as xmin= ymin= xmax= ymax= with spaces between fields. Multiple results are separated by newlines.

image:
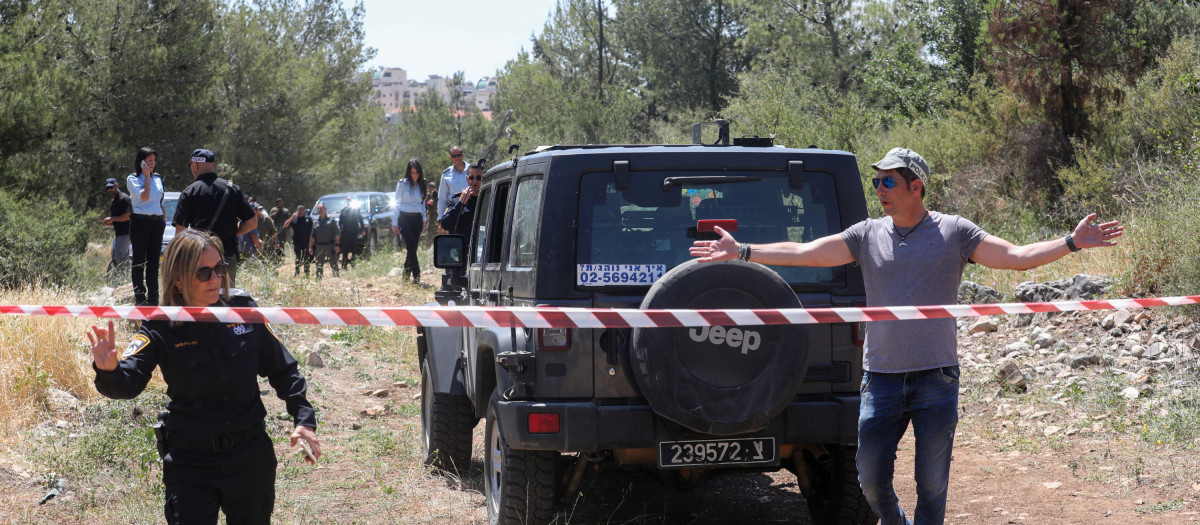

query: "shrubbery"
xmin=0 ymin=190 xmax=89 ymax=288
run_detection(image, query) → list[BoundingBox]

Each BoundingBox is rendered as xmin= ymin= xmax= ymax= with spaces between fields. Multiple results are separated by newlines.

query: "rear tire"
xmin=420 ymin=359 xmax=476 ymax=473
xmin=484 ymin=390 xmax=558 ymax=525
xmin=805 ymin=445 xmax=877 ymax=525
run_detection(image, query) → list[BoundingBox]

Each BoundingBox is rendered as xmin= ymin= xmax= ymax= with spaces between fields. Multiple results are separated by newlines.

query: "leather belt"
xmin=168 ymin=421 xmax=266 ymax=453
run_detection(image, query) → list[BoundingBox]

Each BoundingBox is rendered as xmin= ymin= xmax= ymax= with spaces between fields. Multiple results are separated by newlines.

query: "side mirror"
xmin=434 ymin=234 xmax=467 ymax=269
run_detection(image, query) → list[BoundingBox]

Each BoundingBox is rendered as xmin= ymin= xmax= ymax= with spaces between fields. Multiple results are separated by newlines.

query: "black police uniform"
xmin=438 ymin=192 xmax=478 ymax=237
xmin=310 ymin=215 xmax=340 ymax=278
xmin=289 ymin=213 xmax=314 ymax=276
xmin=173 ymin=172 xmax=256 ymax=266
xmin=93 ymin=292 xmax=316 ymax=525
xmin=338 ymin=204 xmax=362 ymax=270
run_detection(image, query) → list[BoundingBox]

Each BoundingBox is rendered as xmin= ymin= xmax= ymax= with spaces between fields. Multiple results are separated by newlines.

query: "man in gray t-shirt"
xmin=691 ymin=147 xmax=1124 ymax=525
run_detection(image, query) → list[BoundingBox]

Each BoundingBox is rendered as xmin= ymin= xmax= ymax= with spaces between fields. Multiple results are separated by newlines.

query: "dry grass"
xmin=962 ymin=227 xmax=1135 ymax=299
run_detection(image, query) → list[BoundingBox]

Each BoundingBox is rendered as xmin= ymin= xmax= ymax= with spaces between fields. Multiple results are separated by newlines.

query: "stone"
xmin=314 ymin=341 xmax=331 ymax=354
xmin=1004 ymin=342 xmax=1032 ymax=357
xmin=351 ymin=422 xmax=363 ymax=430
xmin=1144 ymin=343 xmax=1166 ymax=359
xmin=393 ymin=381 xmax=410 ymax=388
xmin=959 ymin=281 xmax=1002 ymax=305
xmin=1130 ymin=345 xmax=1146 ymax=358
xmin=1102 ymin=314 xmax=1115 ymax=329
xmin=1042 ymin=481 xmax=1063 ymax=489
xmin=387 ymin=267 xmax=404 ymax=278
xmin=370 ymin=389 xmax=390 ymax=398
xmin=1113 ymin=309 xmax=1133 ymax=326
xmin=1014 ymin=282 xmax=1063 ymax=303
xmin=1069 ymin=354 xmax=1102 ymax=368
xmin=47 ymin=389 xmax=80 ymax=412
xmin=968 ymin=318 xmax=999 ymax=334
xmin=995 ymin=360 xmax=1028 ymax=391
xmin=360 ymin=406 xmax=387 ymax=417
xmin=1120 ymin=387 xmax=1139 ymax=400
xmin=1045 ymin=274 xmax=1111 ymax=300
xmin=1033 ymin=333 xmax=1056 ymax=350
xmin=1043 ymin=426 xmax=1062 ymax=437
xmin=305 ymin=352 xmax=326 ymax=367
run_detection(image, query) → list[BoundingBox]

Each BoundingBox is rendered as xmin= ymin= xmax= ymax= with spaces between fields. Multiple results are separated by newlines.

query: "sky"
xmin=347 ymin=0 xmax=561 ymax=82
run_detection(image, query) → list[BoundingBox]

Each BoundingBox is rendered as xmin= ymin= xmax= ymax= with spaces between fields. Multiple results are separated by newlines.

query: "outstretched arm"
xmin=970 ymin=213 xmax=1123 ymax=271
xmin=689 ymin=225 xmax=854 ymax=268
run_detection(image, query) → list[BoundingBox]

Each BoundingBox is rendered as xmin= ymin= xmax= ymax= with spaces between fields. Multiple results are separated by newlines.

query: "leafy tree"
xmin=984 ymin=0 xmax=1144 ymax=150
xmin=905 ymin=0 xmax=988 ymax=93
xmin=862 ymin=40 xmax=947 ymax=122
xmin=612 ymin=0 xmax=752 ymax=116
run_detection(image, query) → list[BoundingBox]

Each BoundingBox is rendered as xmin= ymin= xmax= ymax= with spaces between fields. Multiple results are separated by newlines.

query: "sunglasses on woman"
xmin=871 ymin=175 xmax=898 ymax=189
xmin=196 ymin=262 xmax=229 ymax=282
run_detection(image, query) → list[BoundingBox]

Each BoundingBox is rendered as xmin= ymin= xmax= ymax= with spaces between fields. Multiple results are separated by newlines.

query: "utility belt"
xmin=315 ymin=241 xmax=336 ymax=247
xmin=166 ymin=420 xmax=267 ymax=454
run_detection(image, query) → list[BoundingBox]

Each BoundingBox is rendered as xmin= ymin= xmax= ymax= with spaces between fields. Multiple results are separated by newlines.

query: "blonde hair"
xmin=160 ymin=229 xmax=229 ymax=308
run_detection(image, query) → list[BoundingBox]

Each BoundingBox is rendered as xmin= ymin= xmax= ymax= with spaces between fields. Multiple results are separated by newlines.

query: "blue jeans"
xmin=857 ymin=366 xmax=960 ymax=525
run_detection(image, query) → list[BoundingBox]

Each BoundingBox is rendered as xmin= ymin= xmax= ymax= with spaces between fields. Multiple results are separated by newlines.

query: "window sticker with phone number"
xmin=577 ymin=264 xmax=666 ymax=286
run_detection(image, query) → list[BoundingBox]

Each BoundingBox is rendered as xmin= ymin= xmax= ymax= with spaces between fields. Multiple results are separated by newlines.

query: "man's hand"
xmin=86 ymin=320 xmax=119 ymax=372
xmin=102 ymin=217 xmax=113 ymax=226
xmin=689 ymin=225 xmax=740 ymax=263
xmin=290 ymin=425 xmax=321 ymax=465
xmin=459 ymin=187 xmax=475 ymax=204
xmin=1071 ymin=213 xmax=1124 ymax=249
xmin=391 ymin=225 xmax=399 ymax=236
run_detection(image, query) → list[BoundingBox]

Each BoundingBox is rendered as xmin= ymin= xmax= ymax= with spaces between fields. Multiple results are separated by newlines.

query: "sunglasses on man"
xmin=196 ymin=263 xmax=229 ymax=282
xmin=871 ymin=175 xmax=899 ymax=189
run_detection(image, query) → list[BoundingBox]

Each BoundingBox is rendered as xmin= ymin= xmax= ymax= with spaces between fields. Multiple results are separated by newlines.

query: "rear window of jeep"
xmin=577 ymin=170 xmax=845 ymax=287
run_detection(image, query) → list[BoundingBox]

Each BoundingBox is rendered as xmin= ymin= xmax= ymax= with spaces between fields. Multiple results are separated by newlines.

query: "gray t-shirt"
xmin=840 ymin=211 xmax=988 ymax=373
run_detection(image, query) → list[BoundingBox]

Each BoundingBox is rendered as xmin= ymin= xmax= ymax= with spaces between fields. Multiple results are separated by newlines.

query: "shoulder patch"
xmin=122 ymin=334 xmax=151 ymax=359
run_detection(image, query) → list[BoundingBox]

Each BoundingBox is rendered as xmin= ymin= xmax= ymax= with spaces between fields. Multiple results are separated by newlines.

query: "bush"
xmin=0 ymin=190 xmax=90 ymax=288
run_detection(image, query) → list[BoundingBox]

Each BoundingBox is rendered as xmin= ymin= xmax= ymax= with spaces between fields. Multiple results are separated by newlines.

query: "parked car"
xmin=421 ymin=122 xmax=874 ymax=525
xmin=160 ymin=191 xmax=181 ymax=254
xmin=312 ymin=191 xmax=396 ymax=257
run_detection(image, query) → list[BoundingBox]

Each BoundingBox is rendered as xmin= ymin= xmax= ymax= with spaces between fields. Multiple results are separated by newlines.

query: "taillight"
xmin=538 ymin=328 xmax=571 ymax=351
xmin=528 ymin=413 xmax=560 ymax=434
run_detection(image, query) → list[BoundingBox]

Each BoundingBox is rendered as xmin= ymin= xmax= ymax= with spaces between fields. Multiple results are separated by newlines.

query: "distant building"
xmin=373 ymin=68 xmax=498 ymax=120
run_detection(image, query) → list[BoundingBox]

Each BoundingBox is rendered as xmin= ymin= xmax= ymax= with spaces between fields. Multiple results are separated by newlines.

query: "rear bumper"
xmin=495 ymin=396 xmax=860 ymax=452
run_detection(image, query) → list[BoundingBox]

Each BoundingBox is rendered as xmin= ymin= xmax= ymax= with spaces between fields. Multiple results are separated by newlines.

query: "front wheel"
xmin=484 ymin=391 xmax=558 ymax=525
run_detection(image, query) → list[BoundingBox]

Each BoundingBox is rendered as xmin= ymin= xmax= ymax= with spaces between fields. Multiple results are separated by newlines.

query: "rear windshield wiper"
xmin=662 ymin=175 xmax=760 ymax=190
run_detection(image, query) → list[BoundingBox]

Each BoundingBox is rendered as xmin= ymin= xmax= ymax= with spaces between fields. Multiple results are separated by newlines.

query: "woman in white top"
xmin=391 ymin=159 xmax=427 ymax=283
xmin=126 ymin=146 xmax=166 ymax=306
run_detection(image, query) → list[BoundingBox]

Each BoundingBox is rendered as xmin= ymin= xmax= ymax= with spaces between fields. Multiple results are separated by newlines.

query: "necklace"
xmin=894 ymin=212 xmax=930 ymax=247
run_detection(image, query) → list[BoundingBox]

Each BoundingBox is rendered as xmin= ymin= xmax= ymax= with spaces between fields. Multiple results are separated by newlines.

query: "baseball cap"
xmin=870 ymin=147 xmax=930 ymax=183
xmin=191 ymin=148 xmax=216 ymax=163
xmin=104 ymin=177 xmax=118 ymax=188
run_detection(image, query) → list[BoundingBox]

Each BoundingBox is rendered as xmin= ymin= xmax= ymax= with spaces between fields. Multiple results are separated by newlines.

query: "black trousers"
xmin=293 ymin=240 xmax=311 ymax=275
xmin=130 ymin=214 xmax=166 ymax=306
xmin=340 ymin=231 xmax=359 ymax=269
xmin=162 ymin=431 xmax=276 ymax=525
xmin=398 ymin=212 xmax=423 ymax=280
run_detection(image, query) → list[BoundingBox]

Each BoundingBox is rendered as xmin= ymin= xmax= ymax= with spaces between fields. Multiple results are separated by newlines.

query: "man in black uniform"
xmin=438 ymin=161 xmax=483 ymax=237
xmin=172 ymin=148 xmax=258 ymax=287
xmin=284 ymin=205 xmax=313 ymax=277
xmin=270 ymin=197 xmax=289 ymax=258
xmin=102 ymin=177 xmax=132 ymax=273
xmin=310 ymin=202 xmax=340 ymax=279
xmin=338 ymin=195 xmax=362 ymax=270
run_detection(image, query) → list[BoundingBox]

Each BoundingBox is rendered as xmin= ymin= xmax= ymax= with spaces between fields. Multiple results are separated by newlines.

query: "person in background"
xmin=338 ymin=195 xmax=363 ymax=270
xmin=102 ymin=177 xmax=132 ymax=273
xmin=173 ymin=148 xmax=258 ymax=287
xmin=127 ymin=146 xmax=166 ymax=306
xmin=309 ymin=202 xmax=339 ymax=279
xmin=270 ymin=197 xmax=290 ymax=258
xmin=425 ymin=181 xmax=438 ymax=237
xmin=436 ymin=145 xmax=469 ymax=231
xmin=690 ymin=147 xmax=1124 ymax=525
xmin=86 ymin=229 xmax=320 ymax=524
xmin=284 ymin=205 xmax=313 ymax=277
xmin=256 ymin=204 xmax=277 ymax=261
xmin=438 ymin=160 xmax=483 ymax=238
xmin=392 ymin=159 xmax=427 ymax=283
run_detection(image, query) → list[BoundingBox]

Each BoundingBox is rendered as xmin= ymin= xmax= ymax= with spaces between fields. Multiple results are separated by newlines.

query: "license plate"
xmin=658 ymin=437 xmax=777 ymax=468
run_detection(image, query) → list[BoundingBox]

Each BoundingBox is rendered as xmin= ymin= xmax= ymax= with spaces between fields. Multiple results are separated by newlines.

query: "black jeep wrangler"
xmin=418 ymin=125 xmax=875 ymax=525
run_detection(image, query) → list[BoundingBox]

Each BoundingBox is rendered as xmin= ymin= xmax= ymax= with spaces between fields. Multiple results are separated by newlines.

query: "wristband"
xmin=738 ymin=243 xmax=752 ymax=261
xmin=1065 ymin=235 xmax=1080 ymax=253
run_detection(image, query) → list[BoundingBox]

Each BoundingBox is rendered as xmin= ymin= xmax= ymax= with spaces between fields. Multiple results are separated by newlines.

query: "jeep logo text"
xmin=688 ymin=326 xmax=761 ymax=354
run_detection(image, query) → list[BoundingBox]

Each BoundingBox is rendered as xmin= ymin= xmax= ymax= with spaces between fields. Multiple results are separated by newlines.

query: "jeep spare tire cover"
xmin=631 ymin=259 xmax=808 ymax=435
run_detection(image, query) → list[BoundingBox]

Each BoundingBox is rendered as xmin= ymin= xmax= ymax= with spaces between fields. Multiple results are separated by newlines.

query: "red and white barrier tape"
xmin=1 ymin=296 xmax=1198 ymax=328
